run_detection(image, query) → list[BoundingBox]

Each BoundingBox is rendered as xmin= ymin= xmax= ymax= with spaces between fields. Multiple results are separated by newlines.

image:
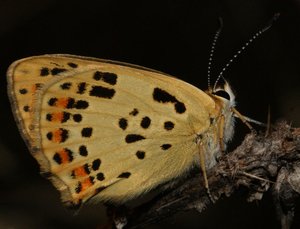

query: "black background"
xmin=0 ymin=0 xmax=300 ymax=228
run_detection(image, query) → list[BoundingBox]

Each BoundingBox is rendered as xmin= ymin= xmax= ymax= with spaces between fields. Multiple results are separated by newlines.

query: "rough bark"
xmin=110 ymin=121 xmax=300 ymax=229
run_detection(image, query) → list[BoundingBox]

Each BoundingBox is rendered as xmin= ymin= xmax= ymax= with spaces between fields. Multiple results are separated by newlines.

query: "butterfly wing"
xmin=7 ymin=55 xmax=216 ymax=206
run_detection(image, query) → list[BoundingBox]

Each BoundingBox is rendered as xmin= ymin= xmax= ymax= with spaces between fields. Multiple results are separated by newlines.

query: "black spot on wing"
xmin=46 ymin=114 xmax=52 ymax=121
xmin=97 ymin=173 xmax=105 ymax=181
xmin=175 ymin=102 xmax=186 ymax=113
xmin=53 ymin=153 xmax=62 ymax=164
xmin=60 ymin=82 xmax=72 ymax=90
xmin=83 ymin=163 xmax=91 ymax=174
xmin=79 ymin=145 xmax=88 ymax=156
xmin=46 ymin=132 xmax=53 ymax=141
xmin=118 ymin=118 xmax=128 ymax=130
xmin=75 ymin=100 xmax=89 ymax=109
xmin=73 ymin=114 xmax=82 ymax=122
xmin=89 ymin=86 xmax=115 ymax=99
xmin=40 ymin=67 xmax=50 ymax=76
xmin=92 ymin=159 xmax=101 ymax=171
xmin=152 ymin=88 xmax=186 ymax=114
xmin=93 ymin=71 xmax=117 ymax=85
xmin=66 ymin=149 xmax=74 ymax=162
xmin=77 ymin=82 xmax=87 ymax=94
xmin=141 ymin=116 xmax=151 ymax=129
xmin=118 ymin=172 xmax=131 ymax=178
xmin=136 ymin=151 xmax=145 ymax=159
xmin=51 ymin=68 xmax=67 ymax=75
xmin=161 ymin=144 xmax=172 ymax=150
xmin=129 ymin=108 xmax=139 ymax=116
xmin=153 ymin=87 xmax=177 ymax=103
xmin=19 ymin=88 xmax=28 ymax=94
xmin=81 ymin=127 xmax=93 ymax=137
xmin=125 ymin=134 xmax=145 ymax=143
xmin=89 ymin=176 xmax=95 ymax=184
xmin=48 ymin=98 xmax=57 ymax=106
xmin=68 ymin=62 xmax=78 ymax=68
xmin=164 ymin=121 xmax=175 ymax=130
xmin=66 ymin=98 xmax=75 ymax=108
xmin=60 ymin=129 xmax=69 ymax=142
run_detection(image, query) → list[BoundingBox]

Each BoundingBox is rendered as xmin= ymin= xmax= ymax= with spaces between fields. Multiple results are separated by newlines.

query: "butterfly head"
xmin=211 ymin=79 xmax=236 ymax=108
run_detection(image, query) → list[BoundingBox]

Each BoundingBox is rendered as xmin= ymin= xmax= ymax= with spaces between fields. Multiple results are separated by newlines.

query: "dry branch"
xmin=110 ymin=121 xmax=300 ymax=229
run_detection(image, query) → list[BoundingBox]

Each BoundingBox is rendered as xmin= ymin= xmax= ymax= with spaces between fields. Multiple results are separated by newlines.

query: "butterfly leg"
xmin=231 ymin=107 xmax=255 ymax=132
xmin=218 ymin=115 xmax=225 ymax=152
xmin=198 ymin=144 xmax=215 ymax=203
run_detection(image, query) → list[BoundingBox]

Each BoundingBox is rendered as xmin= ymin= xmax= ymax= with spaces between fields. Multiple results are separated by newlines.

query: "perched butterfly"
xmin=7 ymin=17 xmax=277 ymax=208
xmin=7 ymin=54 xmax=236 ymax=206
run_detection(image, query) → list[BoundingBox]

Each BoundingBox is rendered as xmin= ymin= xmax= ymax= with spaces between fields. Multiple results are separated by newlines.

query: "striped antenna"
xmin=207 ymin=17 xmax=223 ymax=92
xmin=213 ymin=13 xmax=280 ymax=91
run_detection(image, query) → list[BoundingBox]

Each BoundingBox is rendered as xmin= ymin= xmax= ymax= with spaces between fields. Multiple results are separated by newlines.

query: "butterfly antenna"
xmin=207 ymin=17 xmax=223 ymax=92
xmin=213 ymin=13 xmax=280 ymax=91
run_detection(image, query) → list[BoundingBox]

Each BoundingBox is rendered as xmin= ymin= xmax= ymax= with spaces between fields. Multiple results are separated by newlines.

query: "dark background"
xmin=0 ymin=0 xmax=300 ymax=228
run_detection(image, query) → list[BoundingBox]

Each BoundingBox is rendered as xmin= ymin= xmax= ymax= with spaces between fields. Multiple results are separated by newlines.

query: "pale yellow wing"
xmin=7 ymin=55 xmax=216 ymax=207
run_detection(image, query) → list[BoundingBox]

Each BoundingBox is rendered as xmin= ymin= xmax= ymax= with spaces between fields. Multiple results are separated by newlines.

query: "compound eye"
xmin=213 ymin=90 xmax=230 ymax=100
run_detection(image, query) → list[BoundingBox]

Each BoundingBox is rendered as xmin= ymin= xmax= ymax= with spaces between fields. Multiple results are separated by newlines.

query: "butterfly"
xmin=7 ymin=15 xmax=277 ymax=208
xmin=7 ymin=53 xmax=241 ymax=207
